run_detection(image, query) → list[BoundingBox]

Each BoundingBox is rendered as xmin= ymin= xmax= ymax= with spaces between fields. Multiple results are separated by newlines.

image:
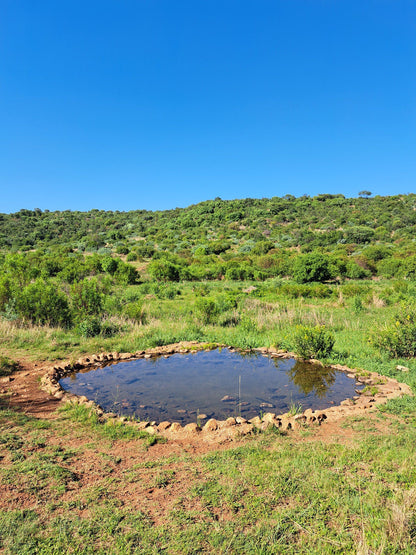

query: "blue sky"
xmin=1 ymin=1 xmax=415 ymax=213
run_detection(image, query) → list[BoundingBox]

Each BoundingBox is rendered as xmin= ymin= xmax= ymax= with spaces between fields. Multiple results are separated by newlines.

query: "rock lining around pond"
xmin=39 ymin=341 xmax=413 ymax=442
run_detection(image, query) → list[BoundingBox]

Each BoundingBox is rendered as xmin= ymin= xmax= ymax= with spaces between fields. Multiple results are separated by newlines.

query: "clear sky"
xmin=1 ymin=1 xmax=415 ymax=213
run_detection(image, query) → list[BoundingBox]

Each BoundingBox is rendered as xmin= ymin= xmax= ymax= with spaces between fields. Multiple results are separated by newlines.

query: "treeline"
xmin=1 ymin=194 xmax=416 ymax=253
xmin=0 ymin=251 xmax=141 ymax=334
xmin=2 ymin=194 xmax=416 ymax=332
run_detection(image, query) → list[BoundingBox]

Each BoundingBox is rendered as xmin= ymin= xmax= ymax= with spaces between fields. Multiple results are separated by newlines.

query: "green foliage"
xmin=124 ymin=301 xmax=147 ymax=324
xmin=195 ymin=297 xmax=220 ymax=324
xmin=292 ymin=325 xmax=335 ymax=358
xmin=15 ymin=280 xmax=72 ymax=327
xmin=293 ymin=254 xmax=335 ymax=283
xmin=369 ymin=306 xmax=416 ymax=358
xmin=76 ymin=317 xmax=102 ymax=338
xmin=70 ymin=278 xmax=103 ymax=316
xmin=148 ymin=260 xmax=180 ymax=282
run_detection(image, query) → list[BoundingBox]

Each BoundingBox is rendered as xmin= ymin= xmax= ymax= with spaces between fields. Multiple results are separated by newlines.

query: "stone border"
xmin=39 ymin=342 xmax=413 ymax=442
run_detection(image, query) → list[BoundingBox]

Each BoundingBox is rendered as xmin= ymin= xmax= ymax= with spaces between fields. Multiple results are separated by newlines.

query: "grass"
xmin=1 ymin=407 xmax=416 ymax=553
xmin=1 ymin=277 xmax=416 ymax=552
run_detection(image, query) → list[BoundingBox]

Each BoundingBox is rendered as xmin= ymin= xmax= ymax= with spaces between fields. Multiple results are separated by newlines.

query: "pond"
xmin=60 ymin=349 xmax=362 ymax=425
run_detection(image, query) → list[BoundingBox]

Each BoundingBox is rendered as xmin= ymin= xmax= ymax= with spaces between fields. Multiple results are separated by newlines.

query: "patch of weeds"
xmin=152 ymin=469 xmax=176 ymax=489
xmin=0 ymin=356 xmax=19 ymax=377
xmin=288 ymin=401 xmax=303 ymax=416
xmin=58 ymin=402 xmax=166 ymax=445
xmin=2 ymin=457 xmax=78 ymax=495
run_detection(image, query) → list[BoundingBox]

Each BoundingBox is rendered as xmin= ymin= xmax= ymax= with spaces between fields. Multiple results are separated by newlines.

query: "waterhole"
xmin=60 ymin=349 xmax=362 ymax=425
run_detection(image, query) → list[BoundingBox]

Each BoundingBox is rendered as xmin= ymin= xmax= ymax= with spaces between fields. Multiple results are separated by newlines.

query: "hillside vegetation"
xmin=1 ymin=194 xmax=416 ymax=553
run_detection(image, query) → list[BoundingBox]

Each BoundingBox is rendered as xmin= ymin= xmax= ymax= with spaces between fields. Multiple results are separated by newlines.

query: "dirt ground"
xmin=0 ymin=358 xmax=398 ymax=521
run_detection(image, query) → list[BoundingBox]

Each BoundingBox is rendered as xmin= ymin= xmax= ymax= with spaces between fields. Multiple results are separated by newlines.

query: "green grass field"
xmin=1 ymin=278 xmax=416 ymax=553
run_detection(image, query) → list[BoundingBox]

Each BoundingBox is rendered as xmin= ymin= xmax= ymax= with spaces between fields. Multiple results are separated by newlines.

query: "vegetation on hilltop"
xmin=1 ymin=194 xmax=416 ymax=553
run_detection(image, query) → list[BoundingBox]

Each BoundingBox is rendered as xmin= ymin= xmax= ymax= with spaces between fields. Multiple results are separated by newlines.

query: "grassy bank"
xmin=1 ymin=397 xmax=416 ymax=553
xmin=1 ymin=277 xmax=416 ymax=553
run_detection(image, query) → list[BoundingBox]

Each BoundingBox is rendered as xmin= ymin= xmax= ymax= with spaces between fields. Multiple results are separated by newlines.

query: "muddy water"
xmin=60 ymin=349 xmax=362 ymax=425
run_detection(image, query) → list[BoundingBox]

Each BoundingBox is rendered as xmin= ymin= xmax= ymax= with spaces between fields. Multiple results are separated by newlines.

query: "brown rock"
xmin=262 ymin=412 xmax=277 ymax=423
xmin=223 ymin=417 xmax=237 ymax=427
xmin=203 ymin=418 xmax=218 ymax=431
xmin=157 ymin=421 xmax=171 ymax=431
xmin=249 ymin=416 xmax=262 ymax=428
xmin=183 ymin=423 xmax=201 ymax=433
xmin=169 ymin=422 xmax=182 ymax=432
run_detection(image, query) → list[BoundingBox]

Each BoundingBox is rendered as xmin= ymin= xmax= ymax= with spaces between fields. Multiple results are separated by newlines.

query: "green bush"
xmin=124 ymin=301 xmax=147 ymax=325
xmin=76 ymin=317 xmax=102 ymax=338
xmin=16 ymin=279 xmax=72 ymax=327
xmin=293 ymin=254 xmax=335 ymax=284
xmin=71 ymin=278 xmax=103 ymax=316
xmin=292 ymin=325 xmax=335 ymax=358
xmin=195 ymin=297 xmax=220 ymax=324
xmin=369 ymin=306 xmax=416 ymax=358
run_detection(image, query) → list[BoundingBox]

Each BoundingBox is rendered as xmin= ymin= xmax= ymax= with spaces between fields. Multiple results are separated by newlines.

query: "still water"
xmin=60 ymin=349 xmax=361 ymax=425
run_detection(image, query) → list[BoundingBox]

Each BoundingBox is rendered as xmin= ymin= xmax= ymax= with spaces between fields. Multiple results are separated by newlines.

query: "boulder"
xmin=183 ymin=423 xmax=201 ymax=433
xmin=203 ymin=418 xmax=218 ymax=432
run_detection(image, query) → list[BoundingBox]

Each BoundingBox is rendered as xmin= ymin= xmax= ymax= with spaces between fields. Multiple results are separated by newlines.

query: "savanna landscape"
xmin=1 ymin=193 xmax=416 ymax=553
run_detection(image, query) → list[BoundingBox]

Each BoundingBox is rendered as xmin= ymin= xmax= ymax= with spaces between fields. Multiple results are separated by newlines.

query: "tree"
xmin=293 ymin=254 xmax=335 ymax=283
xmin=358 ymin=191 xmax=372 ymax=198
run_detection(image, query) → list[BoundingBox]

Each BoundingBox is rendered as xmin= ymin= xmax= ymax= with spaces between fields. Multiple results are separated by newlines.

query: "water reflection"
xmin=284 ymin=361 xmax=336 ymax=398
xmin=60 ymin=349 xmax=360 ymax=424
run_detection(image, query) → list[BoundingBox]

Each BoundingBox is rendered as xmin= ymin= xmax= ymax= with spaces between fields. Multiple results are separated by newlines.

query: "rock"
xmin=146 ymin=426 xmax=156 ymax=435
xmin=260 ymin=402 xmax=274 ymax=408
xmin=262 ymin=412 xmax=277 ymax=423
xmin=203 ymin=418 xmax=218 ymax=431
xmin=340 ymin=399 xmax=354 ymax=406
xmin=249 ymin=416 xmax=262 ymax=428
xmin=157 ymin=421 xmax=171 ymax=431
xmin=169 ymin=422 xmax=182 ymax=432
xmin=197 ymin=413 xmax=207 ymax=420
xmin=396 ymin=365 xmax=410 ymax=372
xmin=237 ymin=423 xmax=254 ymax=435
xmin=54 ymin=391 xmax=65 ymax=399
xmin=137 ymin=421 xmax=150 ymax=430
xmin=294 ymin=414 xmax=306 ymax=424
xmin=177 ymin=409 xmax=187 ymax=414
xmin=315 ymin=411 xmax=327 ymax=423
xmin=183 ymin=423 xmax=201 ymax=433
xmin=236 ymin=416 xmax=248 ymax=424
xmin=144 ymin=354 xmax=152 ymax=359
xmin=223 ymin=417 xmax=237 ymax=427
xmin=280 ymin=417 xmax=292 ymax=431
xmin=221 ymin=395 xmax=235 ymax=402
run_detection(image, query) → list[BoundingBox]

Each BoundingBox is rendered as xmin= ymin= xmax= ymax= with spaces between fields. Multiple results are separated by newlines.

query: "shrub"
xmin=76 ymin=317 xmax=102 ymax=338
xmin=369 ymin=306 xmax=416 ymax=358
xmin=195 ymin=297 xmax=220 ymax=324
xmin=148 ymin=260 xmax=180 ymax=282
xmin=124 ymin=301 xmax=147 ymax=325
xmin=292 ymin=325 xmax=335 ymax=358
xmin=71 ymin=278 xmax=103 ymax=316
xmin=16 ymin=280 xmax=72 ymax=327
xmin=293 ymin=254 xmax=335 ymax=283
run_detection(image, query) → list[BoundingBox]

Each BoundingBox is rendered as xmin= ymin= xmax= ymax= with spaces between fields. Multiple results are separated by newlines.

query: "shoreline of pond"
xmin=36 ymin=341 xmax=413 ymax=441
